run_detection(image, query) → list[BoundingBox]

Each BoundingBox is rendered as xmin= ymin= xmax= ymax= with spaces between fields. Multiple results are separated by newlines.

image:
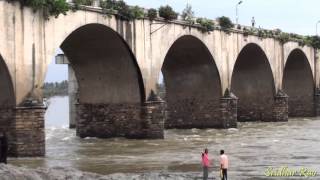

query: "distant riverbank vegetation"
xmin=43 ymin=80 xmax=68 ymax=98
xmin=7 ymin=0 xmax=320 ymax=49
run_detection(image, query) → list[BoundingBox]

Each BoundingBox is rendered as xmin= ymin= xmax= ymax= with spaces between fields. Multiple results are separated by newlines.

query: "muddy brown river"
xmin=8 ymin=97 xmax=320 ymax=179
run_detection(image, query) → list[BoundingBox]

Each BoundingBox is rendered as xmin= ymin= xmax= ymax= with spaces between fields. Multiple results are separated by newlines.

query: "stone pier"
xmin=6 ymin=106 xmax=46 ymax=157
xmin=314 ymin=88 xmax=320 ymax=116
xmin=76 ymin=100 xmax=165 ymax=139
xmin=68 ymin=65 xmax=78 ymax=129
xmin=273 ymin=90 xmax=289 ymax=122
xmin=164 ymin=99 xmax=221 ymax=129
xmin=164 ymin=89 xmax=238 ymax=129
xmin=220 ymin=89 xmax=238 ymax=128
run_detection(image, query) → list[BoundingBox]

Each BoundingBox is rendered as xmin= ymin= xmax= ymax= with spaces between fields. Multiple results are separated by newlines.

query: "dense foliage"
xmin=217 ymin=16 xmax=234 ymax=30
xmin=72 ymin=0 xmax=92 ymax=10
xmin=242 ymin=26 xmax=320 ymax=48
xmin=181 ymin=4 xmax=194 ymax=24
xmin=99 ymin=0 xmax=145 ymax=20
xmin=158 ymin=5 xmax=178 ymax=21
xmin=73 ymin=0 xmax=92 ymax=6
xmin=304 ymin=36 xmax=320 ymax=48
xmin=43 ymin=81 xmax=68 ymax=98
xmin=9 ymin=0 xmax=69 ymax=19
xmin=196 ymin=18 xmax=214 ymax=31
xmin=147 ymin=8 xmax=157 ymax=20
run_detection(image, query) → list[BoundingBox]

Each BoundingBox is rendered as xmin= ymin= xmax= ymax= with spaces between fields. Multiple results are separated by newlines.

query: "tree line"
xmin=42 ymin=80 xmax=68 ymax=98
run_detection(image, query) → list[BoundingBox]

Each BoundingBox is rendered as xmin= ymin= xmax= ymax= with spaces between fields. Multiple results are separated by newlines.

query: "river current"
xmin=8 ymin=96 xmax=320 ymax=179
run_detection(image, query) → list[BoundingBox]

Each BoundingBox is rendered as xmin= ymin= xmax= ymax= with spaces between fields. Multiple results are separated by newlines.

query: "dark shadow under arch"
xmin=0 ymin=55 xmax=15 ymax=107
xmin=61 ymin=23 xmax=145 ymax=104
xmin=0 ymin=54 xmax=15 ymax=135
xmin=162 ymin=35 xmax=223 ymax=128
xmin=283 ymin=49 xmax=315 ymax=117
xmin=231 ymin=43 xmax=275 ymax=121
xmin=58 ymin=23 xmax=147 ymax=138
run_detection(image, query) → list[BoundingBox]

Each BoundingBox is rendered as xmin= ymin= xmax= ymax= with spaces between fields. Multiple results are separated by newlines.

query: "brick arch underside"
xmin=283 ymin=49 xmax=315 ymax=117
xmin=61 ymin=24 xmax=144 ymax=104
xmin=60 ymin=24 xmax=146 ymax=138
xmin=0 ymin=54 xmax=15 ymax=150
xmin=162 ymin=35 xmax=222 ymax=129
xmin=231 ymin=43 xmax=276 ymax=121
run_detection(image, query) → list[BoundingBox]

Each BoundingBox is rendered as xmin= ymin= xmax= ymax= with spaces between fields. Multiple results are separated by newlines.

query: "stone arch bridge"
xmin=0 ymin=1 xmax=319 ymax=156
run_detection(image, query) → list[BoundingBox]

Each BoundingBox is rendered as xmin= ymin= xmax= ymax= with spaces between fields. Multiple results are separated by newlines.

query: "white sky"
xmin=45 ymin=0 xmax=320 ymax=82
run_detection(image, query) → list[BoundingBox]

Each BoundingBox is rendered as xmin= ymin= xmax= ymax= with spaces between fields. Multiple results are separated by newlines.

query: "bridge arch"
xmin=0 ymin=54 xmax=15 ymax=107
xmin=56 ymin=23 xmax=146 ymax=138
xmin=231 ymin=43 xmax=276 ymax=121
xmin=161 ymin=35 xmax=223 ymax=128
xmin=60 ymin=23 xmax=145 ymax=104
xmin=283 ymin=48 xmax=315 ymax=116
xmin=0 ymin=53 xmax=15 ymax=137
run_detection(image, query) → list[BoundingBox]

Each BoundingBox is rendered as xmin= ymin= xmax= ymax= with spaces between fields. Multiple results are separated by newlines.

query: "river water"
xmin=9 ymin=96 xmax=320 ymax=179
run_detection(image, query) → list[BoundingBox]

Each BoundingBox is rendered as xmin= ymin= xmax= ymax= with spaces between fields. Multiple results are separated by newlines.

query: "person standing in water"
xmin=220 ymin=150 xmax=229 ymax=180
xmin=201 ymin=148 xmax=211 ymax=180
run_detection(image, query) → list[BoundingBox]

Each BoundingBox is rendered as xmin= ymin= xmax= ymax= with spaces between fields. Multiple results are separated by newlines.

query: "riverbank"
xmin=0 ymin=164 xmax=206 ymax=180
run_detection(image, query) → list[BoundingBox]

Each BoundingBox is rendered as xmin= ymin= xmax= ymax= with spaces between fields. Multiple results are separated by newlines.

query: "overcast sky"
xmin=45 ymin=0 xmax=320 ymax=82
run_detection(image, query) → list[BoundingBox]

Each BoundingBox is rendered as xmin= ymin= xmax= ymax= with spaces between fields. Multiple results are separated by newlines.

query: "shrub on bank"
xmin=158 ymin=5 xmax=178 ymax=21
xmin=196 ymin=18 xmax=214 ymax=32
xmin=147 ymin=8 xmax=158 ymax=20
xmin=217 ymin=16 xmax=234 ymax=30
xmin=10 ymin=0 xmax=69 ymax=19
xmin=99 ymin=0 xmax=145 ymax=20
xmin=181 ymin=4 xmax=195 ymax=24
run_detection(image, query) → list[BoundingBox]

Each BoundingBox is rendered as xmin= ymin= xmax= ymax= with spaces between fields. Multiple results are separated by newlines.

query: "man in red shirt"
xmin=201 ymin=148 xmax=211 ymax=180
xmin=220 ymin=149 xmax=229 ymax=180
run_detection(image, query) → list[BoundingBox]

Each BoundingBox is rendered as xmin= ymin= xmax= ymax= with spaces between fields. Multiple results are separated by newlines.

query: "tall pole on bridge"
xmin=236 ymin=1 xmax=243 ymax=24
xmin=316 ymin=20 xmax=320 ymax=36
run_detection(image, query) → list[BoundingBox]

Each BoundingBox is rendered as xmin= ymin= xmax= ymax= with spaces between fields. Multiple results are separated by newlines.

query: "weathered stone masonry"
xmin=12 ymin=106 xmax=46 ymax=157
xmin=273 ymin=91 xmax=289 ymax=122
xmin=220 ymin=91 xmax=238 ymax=128
xmin=76 ymin=100 xmax=165 ymax=139
xmin=314 ymin=89 xmax=320 ymax=116
xmin=165 ymin=93 xmax=238 ymax=129
xmin=0 ymin=107 xmax=14 ymax=155
xmin=165 ymin=99 xmax=221 ymax=129
xmin=0 ymin=106 xmax=45 ymax=157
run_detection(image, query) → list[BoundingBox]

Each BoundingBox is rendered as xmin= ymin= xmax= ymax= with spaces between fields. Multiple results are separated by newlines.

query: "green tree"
xmin=45 ymin=0 xmax=70 ymax=18
xmin=181 ymin=4 xmax=194 ymax=24
xmin=43 ymin=80 xmax=69 ymax=98
xmin=158 ymin=5 xmax=178 ymax=21
xmin=100 ymin=0 xmax=144 ymax=20
xmin=10 ymin=0 xmax=70 ymax=19
xmin=147 ymin=8 xmax=157 ymax=20
xmin=217 ymin=16 xmax=234 ymax=29
xmin=196 ymin=17 xmax=214 ymax=32
xmin=129 ymin=6 xmax=145 ymax=19
xmin=277 ymin=32 xmax=290 ymax=44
